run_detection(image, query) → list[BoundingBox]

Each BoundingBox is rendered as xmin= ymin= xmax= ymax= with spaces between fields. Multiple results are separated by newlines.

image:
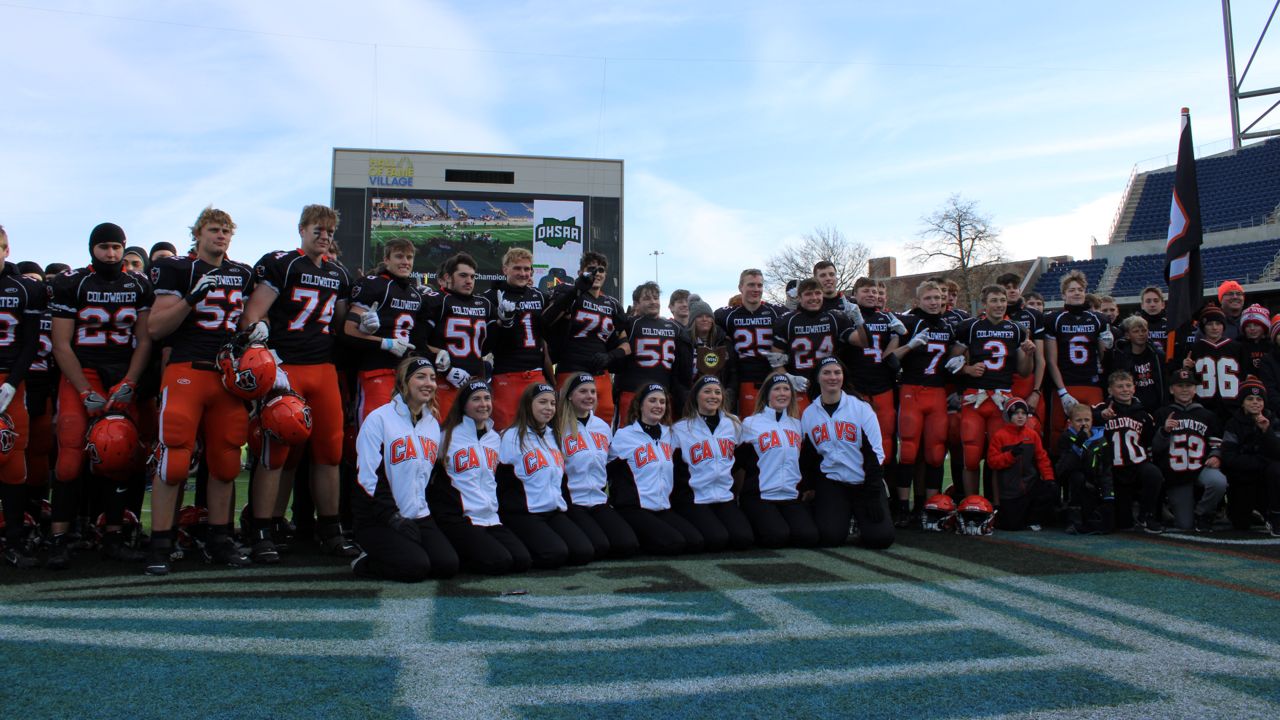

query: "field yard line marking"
xmin=449 ymin=618 xmax=970 ymax=655
xmin=375 ymin=595 xmax=519 ymax=720
xmin=979 ymin=700 xmax=1252 ymax=720
xmin=1130 ymin=531 xmax=1280 ymax=553
xmin=720 ymin=587 xmax=836 ymax=633
xmin=1157 ymin=532 xmax=1280 ymax=546
xmin=993 ymin=574 xmax=1280 ymax=658
xmin=0 ymin=604 xmax=370 ymax=623
xmin=982 ymin=535 xmax=1280 ymax=601
xmin=0 ymin=623 xmax=383 ymax=656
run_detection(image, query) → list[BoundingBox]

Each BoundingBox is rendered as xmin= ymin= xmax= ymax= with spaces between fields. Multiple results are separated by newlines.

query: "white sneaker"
xmin=1027 ymin=524 xmax=1042 ymax=532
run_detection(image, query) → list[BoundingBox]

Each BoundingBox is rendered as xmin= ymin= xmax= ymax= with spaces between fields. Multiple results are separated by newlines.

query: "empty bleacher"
xmin=448 ymin=200 xmax=496 ymax=220
xmin=1121 ymin=138 xmax=1280 ymax=242
xmin=1032 ymin=258 xmax=1109 ymax=301
xmin=1107 ymin=236 xmax=1280 ymax=298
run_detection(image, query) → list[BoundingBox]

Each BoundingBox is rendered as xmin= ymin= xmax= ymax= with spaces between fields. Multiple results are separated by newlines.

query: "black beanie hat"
xmin=15 ymin=261 xmax=42 ymax=277
xmin=149 ymin=241 xmax=177 ymax=258
xmin=89 ymin=222 xmax=126 ymax=251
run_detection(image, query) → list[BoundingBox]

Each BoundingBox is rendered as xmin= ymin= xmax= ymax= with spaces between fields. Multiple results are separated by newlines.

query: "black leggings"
xmin=812 ymin=475 xmax=895 ymax=549
xmin=675 ymin=500 xmax=754 ymax=551
xmin=566 ymin=503 xmax=640 ymax=559
xmin=353 ymin=517 xmax=459 ymax=582
xmin=502 ymin=510 xmax=595 ymax=569
xmin=1113 ymin=463 xmax=1164 ymax=529
xmin=740 ymin=496 xmax=819 ymax=548
xmin=436 ymin=517 xmax=532 ymax=575
xmin=617 ymin=506 xmax=705 ymax=555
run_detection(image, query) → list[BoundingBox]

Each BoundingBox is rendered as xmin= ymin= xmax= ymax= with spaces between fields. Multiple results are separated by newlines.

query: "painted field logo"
xmin=535 ymin=217 xmax=582 ymax=249
xmin=368 ymin=157 xmax=414 ymax=187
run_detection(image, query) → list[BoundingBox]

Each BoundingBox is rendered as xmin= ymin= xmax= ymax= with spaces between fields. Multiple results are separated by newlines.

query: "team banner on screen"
xmin=532 ymin=199 xmax=585 ymax=291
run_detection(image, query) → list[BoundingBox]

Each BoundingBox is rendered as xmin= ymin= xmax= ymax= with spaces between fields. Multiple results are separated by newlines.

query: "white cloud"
xmin=999 ymin=192 xmax=1121 ymax=265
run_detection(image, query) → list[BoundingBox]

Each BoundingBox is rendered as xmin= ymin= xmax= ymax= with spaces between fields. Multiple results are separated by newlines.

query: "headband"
xmin=458 ymin=379 xmax=491 ymax=406
xmin=692 ymin=375 xmax=721 ymax=395
xmin=566 ymin=372 xmax=595 ymax=397
xmin=404 ymin=357 xmax=434 ymax=376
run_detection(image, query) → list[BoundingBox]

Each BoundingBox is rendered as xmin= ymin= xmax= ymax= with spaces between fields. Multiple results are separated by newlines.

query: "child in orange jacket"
xmin=987 ymin=398 xmax=1057 ymax=531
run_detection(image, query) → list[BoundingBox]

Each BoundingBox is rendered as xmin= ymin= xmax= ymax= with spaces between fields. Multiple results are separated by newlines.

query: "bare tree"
xmin=764 ymin=226 xmax=869 ymax=304
xmin=907 ymin=194 xmax=1005 ymax=313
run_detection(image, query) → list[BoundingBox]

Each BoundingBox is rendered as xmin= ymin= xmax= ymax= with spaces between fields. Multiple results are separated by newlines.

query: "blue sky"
xmin=2 ymin=1 xmax=1277 ymax=306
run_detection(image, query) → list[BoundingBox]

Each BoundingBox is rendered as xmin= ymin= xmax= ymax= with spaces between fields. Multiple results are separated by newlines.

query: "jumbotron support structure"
xmin=1223 ymin=0 xmax=1280 ymax=148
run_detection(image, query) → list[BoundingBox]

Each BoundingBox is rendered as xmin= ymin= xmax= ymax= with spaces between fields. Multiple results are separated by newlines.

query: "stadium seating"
xmin=1108 ymin=237 xmax=1280 ymax=298
xmin=448 ymin=200 xmax=496 ymax=220
xmin=1032 ymin=258 xmax=1109 ymax=301
xmin=491 ymin=201 xmax=533 ymax=220
xmin=1122 ymin=138 xmax=1280 ymax=242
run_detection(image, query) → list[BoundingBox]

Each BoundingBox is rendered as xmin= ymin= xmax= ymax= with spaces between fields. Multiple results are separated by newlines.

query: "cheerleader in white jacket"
xmin=555 ymin=372 xmax=640 ymax=559
xmin=352 ymin=357 xmax=460 ymax=581
xmin=427 ymin=378 xmax=532 ymax=575
xmin=736 ymin=372 xmax=820 ymax=548
xmin=800 ymin=357 xmax=895 ymax=549
xmin=496 ymin=382 xmax=595 ymax=569
xmin=671 ymin=375 xmax=754 ymax=551
xmin=607 ymin=383 xmax=705 ymax=555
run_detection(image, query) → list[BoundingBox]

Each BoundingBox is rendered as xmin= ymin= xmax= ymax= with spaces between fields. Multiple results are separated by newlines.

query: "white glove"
xmin=445 ymin=367 xmax=471 ymax=387
xmin=784 ymin=285 xmax=799 ymax=311
xmin=887 ymin=315 xmax=907 ymax=336
xmin=1059 ymin=390 xmax=1078 ymax=412
xmin=0 ymin=383 xmax=14 ymax=414
xmin=907 ymin=333 xmax=928 ymax=350
xmin=764 ymin=351 xmax=789 ymax=369
xmin=381 ymin=338 xmax=414 ymax=357
xmin=496 ymin=290 xmax=517 ymax=323
xmin=784 ymin=373 xmax=809 ymax=394
xmin=967 ymin=389 xmax=989 ymax=408
xmin=991 ymin=390 xmax=1010 ymax=411
xmin=945 ymin=356 xmax=966 ymax=374
xmin=841 ymin=299 xmax=863 ymax=328
xmin=273 ymin=367 xmax=291 ymax=392
xmin=1099 ymin=328 xmax=1114 ymax=350
xmin=186 ymin=273 xmax=218 ymax=305
xmin=247 ymin=321 xmax=270 ymax=344
xmin=357 ymin=302 xmax=381 ymax=334
xmin=434 ymin=349 xmax=451 ymax=373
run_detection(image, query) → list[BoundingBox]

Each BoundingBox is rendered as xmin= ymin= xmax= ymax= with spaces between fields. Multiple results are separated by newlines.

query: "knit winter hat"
xmin=1241 ymin=303 xmax=1270 ymax=332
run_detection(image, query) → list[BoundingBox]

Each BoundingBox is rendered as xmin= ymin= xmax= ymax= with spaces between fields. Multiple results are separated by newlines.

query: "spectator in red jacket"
xmin=987 ymin=398 xmax=1057 ymax=531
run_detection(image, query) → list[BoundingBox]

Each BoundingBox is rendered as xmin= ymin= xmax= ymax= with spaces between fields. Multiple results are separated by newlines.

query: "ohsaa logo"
xmin=535 ymin=217 xmax=582 ymax=249
xmin=234 ymin=368 xmax=259 ymax=392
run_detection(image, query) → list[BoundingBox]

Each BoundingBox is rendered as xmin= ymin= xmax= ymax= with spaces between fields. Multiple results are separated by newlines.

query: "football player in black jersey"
xmin=1094 ymin=370 xmax=1163 ymax=533
xmin=1182 ymin=302 xmax=1249 ymax=419
xmin=543 ymin=252 xmax=629 ymax=423
xmin=412 ymin=252 xmax=497 ymax=419
xmin=615 ymin=282 xmax=693 ymax=424
xmin=483 ymin=247 xmax=552 ymax=429
xmin=771 ymin=279 xmax=857 ymax=414
xmin=241 ymin=205 xmax=356 ymax=562
xmin=715 ymin=269 xmax=783 ymax=415
xmin=343 ymin=237 xmax=421 ymax=422
xmin=49 ymin=223 xmax=155 ymax=567
xmin=998 ymin=272 xmax=1047 ymax=433
xmin=1045 ymin=270 xmax=1110 ymax=452
xmin=146 ymin=207 xmax=255 ymax=573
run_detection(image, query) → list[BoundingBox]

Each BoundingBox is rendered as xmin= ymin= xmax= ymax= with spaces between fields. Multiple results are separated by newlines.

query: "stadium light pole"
xmin=650 ymin=250 xmax=664 ymax=283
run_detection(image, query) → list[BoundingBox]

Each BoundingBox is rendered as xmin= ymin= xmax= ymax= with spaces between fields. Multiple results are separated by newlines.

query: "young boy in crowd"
xmin=1153 ymin=367 xmax=1228 ymax=532
xmin=1220 ymin=376 xmax=1280 ymax=535
xmin=986 ymin=398 xmax=1056 ymax=531
xmin=1056 ymin=403 xmax=1113 ymax=534
xmin=1095 ymin=371 xmax=1163 ymax=533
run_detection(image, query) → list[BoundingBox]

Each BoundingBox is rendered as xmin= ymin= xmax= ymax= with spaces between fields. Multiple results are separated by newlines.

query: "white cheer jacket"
xmin=561 ymin=414 xmax=612 ymax=507
xmin=355 ymin=395 xmax=440 ymax=521
xmin=800 ymin=393 xmax=884 ymax=485
xmin=740 ymin=411 xmax=804 ymax=501
xmin=609 ymin=422 xmax=675 ymax=511
xmin=672 ymin=413 xmax=739 ymax=504
xmin=441 ymin=417 xmax=502 ymax=526
xmin=499 ymin=424 xmax=567 ymax=513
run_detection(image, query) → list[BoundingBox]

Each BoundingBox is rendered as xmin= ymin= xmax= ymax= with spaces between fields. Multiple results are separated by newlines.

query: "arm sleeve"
xmin=1034 ymin=437 xmax=1054 ymax=481
xmin=986 ymin=431 xmax=1016 ymax=471
xmin=353 ymin=415 xmax=399 ymax=526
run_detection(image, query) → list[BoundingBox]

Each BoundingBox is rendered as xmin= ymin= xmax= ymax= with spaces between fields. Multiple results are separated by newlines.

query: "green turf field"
xmin=2 ymin=526 xmax=1278 ymax=719
xmin=371 ymin=224 xmax=533 ymax=277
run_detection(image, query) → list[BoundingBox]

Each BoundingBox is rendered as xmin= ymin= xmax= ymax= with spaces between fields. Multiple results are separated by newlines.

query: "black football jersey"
xmin=349 ymin=271 xmax=423 ymax=371
xmin=0 ymin=264 xmax=47 ymax=376
xmin=899 ymin=311 xmax=956 ymax=388
xmin=1092 ymin=400 xmax=1154 ymax=467
xmin=253 ymin=250 xmax=351 ymax=365
xmin=543 ymin=287 xmax=626 ymax=373
xmin=771 ymin=308 xmax=853 ymax=375
xmin=616 ymin=315 xmax=693 ymax=395
xmin=955 ymin=317 xmax=1024 ymax=391
xmin=1188 ymin=338 xmax=1249 ymax=414
xmin=1153 ymin=402 xmax=1221 ymax=476
xmin=1138 ymin=311 xmax=1169 ymax=350
xmin=1107 ymin=345 xmax=1165 ymax=412
xmin=1241 ymin=338 xmax=1269 ymax=373
xmin=482 ymin=281 xmax=547 ymax=374
xmin=50 ymin=266 xmax=154 ymax=374
xmin=842 ymin=306 xmax=898 ymax=395
xmin=942 ymin=308 xmax=971 ymax=329
xmin=1007 ymin=302 xmax=1046 ymax=344
xmin=152 ymin=255 xmax=254 ymax=364
xmin=1045 ymin=307 xmax=1106 ymax=386
xmin=30 ymin=309 xmax=53 ymax=375
xmin=413 ymin=291 xmax=495 ymax=376
xmin=715 ymin=303 xmax=783 ymax=384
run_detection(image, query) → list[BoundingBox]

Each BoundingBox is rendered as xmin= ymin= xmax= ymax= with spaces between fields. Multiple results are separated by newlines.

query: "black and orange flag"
xmin=1163 ymin=107 xmax=1204 ymax=362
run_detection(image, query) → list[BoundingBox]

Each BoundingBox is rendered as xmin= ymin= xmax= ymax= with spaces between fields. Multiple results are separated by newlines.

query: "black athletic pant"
xmin=1112 ymin=463 xmax=1164 ymax=529
xmin=566 ymin=503 xmax=640 ymax=559
xmin=740 ymin=496 xmax=819 ymax=548
xmin=353 ymin=517 xmax=459 ymax=582
xmin=675 ymin=500 xmax=753 ymax=552
xmin=997 ymin=478 xmax=1058 ymax=531
xmin=502 ymin=510 xmax=595 ymax=569
xmin=617 ymin=506 xmax=704 ymax=555
xmin=812 ymin=475 xmax=895 ymax=549
xmin=1062 ymin=471 xmax=1114 ymax=534
xmin=1226 ymin=461 xmax=1280 ymax=529
xmin=436 ymin=517 xmax=532 ymax=575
